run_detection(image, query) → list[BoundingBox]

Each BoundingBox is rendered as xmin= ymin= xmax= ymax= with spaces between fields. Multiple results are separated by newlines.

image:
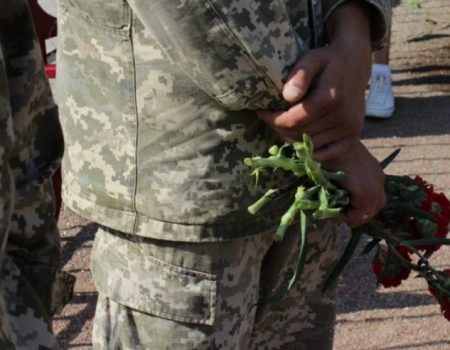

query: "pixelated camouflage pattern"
xmin=91 ymin=222 xmax=338 ymax=349
xmin=57 ymin=0 xmax=388 ymax=242
xmin=0 ymin=0 xmax=67 ymax=348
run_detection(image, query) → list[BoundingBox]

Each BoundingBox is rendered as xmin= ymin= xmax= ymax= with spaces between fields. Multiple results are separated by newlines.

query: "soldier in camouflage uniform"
xmin=0 ymin=1 xmax=69 ymax=349
xmin=57 ymin=0 xmax=388 ymax=348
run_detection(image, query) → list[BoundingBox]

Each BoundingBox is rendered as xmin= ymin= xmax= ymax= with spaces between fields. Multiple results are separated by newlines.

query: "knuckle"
xmin=328 ymin=87 xmax=342 ymax=106
xmin=292 ymin=69 xmax=308 ymax=85
xmin=283 ymin=117 xmax=298 ymax=129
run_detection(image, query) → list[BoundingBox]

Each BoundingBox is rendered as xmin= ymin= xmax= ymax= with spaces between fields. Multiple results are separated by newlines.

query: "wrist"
xmin=326 ymin=0 xmax=372 ymax=53
xmin=326 ymin=1 xmax=372 ymax=79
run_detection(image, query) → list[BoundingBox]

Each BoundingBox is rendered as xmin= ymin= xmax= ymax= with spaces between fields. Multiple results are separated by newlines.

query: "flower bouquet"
xmin=244 ymin=134 xmax=450 ymax=319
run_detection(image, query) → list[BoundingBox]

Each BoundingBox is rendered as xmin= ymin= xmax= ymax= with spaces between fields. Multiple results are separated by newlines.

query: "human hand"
xmin=257 ymin=1 xmax=372 ymax=163
xmin=324 ymin=139 xmax=385 ymax=228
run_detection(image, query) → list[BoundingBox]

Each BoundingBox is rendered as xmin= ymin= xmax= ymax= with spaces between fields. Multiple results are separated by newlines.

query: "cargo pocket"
xmin=91 ymin=228 xmax=217 ymax=326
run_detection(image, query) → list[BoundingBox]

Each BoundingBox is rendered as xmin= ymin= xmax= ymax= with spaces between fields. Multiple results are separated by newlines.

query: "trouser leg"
xmin=250 ymin=222 xmax=339 ymax=350
xmin=91 ymin=226 xmax=273 ymax=350
xmin=91 ymin=222 xmax=338 ymax=350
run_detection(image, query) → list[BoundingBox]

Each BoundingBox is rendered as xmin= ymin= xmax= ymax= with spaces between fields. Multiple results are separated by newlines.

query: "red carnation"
xmin=408 ymin=217 xmax=442 ymax=252
xmin=432 ymin=192 xmax=450 ymax=219
xmin=413 ymin=176 xmax=427 ymax=186
xmin=437 ymin=214 xmax=450 ymax=237
xmin=407 ymin=183 xmax=450 ymax=252
xmin=416 ymin=179 xmax=450 ymax=218
xmin=372 ymin=246 xmax=411 ymax=288
xmin=415 ymin=176 xmax=434 ymax=194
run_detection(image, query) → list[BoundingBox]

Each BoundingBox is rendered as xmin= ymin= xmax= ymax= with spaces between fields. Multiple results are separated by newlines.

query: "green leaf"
xmin=250 ymin=210 xmax=309 ymax=308
xmin=404 ymin=238 xmax=450 ymax=246
xmin=288 ymin=210 xmax=308 ymax=290
xmin=361 ymin=239 xmax=381 ymax=255
xmin=380 ymin=148 xmax=401 ymax=169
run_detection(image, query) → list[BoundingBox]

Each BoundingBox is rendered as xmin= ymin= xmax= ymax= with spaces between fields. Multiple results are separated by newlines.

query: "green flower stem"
xmin=294 ymin=137 xmax=334 ymax=188
xmin=311 ymin=187 xmax=341 ymax=219
xmin=322 ymin=170 xmax=346 ymax=182
xmin=405 ymin=237 xmax=450 ymax=247
xmin=244 ymin=136 xmax=450 ymax=309
xmin=275 ymin=201 xmax=298 ymax=241
xmin=383 ymin=203 xmax=435 ymax=220
xmin=383 ymin=234 xmax=443 ymax=278
xmin=243 ymin=157 xmax=345 ymax=182
xmin=244 ymin=157 xmax=306 ymax=177
xmin=248 ymin=189 xmax=280 ymax=214
xmin=313 ymin=208 xmax=342 ymax=219
xmin=361 ymin=222 xmax=445 ymax=283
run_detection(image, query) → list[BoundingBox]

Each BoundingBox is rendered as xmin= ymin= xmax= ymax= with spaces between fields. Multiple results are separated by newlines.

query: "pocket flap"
xmin=91 ymin=230 xmax=216 ymax=326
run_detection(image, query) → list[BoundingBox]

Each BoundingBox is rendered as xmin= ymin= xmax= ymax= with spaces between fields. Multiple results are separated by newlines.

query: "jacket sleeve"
xmin=322 ymin=0 xmax=390 ymax=50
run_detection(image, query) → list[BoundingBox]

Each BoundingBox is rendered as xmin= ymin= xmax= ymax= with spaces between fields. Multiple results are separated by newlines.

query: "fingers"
xmin=282 ymin=50 xmax=327 ymax=104
xmin=342 ymin=186 xmax=386 ymax=227
xmin=258 ymin=45 xmax=365 ymax=159
xmin=256 ymin=86 xmax=340 ymax=142
xmin=256 ymin=104 xmax=311 ymax=138
xmin=257 ymin=108 xmax=357 ymax=162
xmin=313 ymin=138 xmax=353 ymax=163
xmin=326 ymin=141 xmax=386 ymax=228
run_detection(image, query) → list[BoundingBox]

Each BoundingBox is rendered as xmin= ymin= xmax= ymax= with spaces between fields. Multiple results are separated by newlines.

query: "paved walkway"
xmin=335 ymin=1 xmax=450 ymax=349
xmin=52 ymin=1 xmax=450 ymax=348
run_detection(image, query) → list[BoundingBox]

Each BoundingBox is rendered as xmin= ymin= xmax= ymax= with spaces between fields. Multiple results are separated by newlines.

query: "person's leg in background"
xmin=366 ymin=0 xmax=395 ymax=119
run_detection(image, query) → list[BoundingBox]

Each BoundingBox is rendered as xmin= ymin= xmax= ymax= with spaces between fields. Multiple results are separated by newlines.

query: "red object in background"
xmin=44 ymin=63 xmax=56 ymax=79
xmin=28 ymin=0 xmax=62 ymax=219
xmin=28 ymin=0 xmax=57 ymax=77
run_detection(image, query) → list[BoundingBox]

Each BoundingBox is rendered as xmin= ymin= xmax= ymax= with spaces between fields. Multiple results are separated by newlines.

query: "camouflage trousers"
xmin=91 ymin=223 xmax=339 ymax=349
xmin=0 ymin=257 xmax=59 ymax=350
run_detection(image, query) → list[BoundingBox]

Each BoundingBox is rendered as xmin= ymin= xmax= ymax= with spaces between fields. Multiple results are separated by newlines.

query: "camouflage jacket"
xmin=58 ymin=0 xmax=388 ymax=242
xmin=1 ymin=0 xmax=65 ymax=347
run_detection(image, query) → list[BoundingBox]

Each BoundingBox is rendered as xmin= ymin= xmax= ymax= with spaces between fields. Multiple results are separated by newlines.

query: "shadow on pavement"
xmin=337 ymin=288 xmax=436 ymax=314
xmin=54 ymin=291 xmax=97 ymax=348
xmin=393 ymin=64 xmax=450 ymax=75
xmin=374 ymin=340 xmax=450 ymax=350
xmin=364 ymin=96 xmax=450 ymax=139
xmin=407 ymin=33 xmax=450 ymax=43
xmin=60 ymin=222 xmax=97 ymax=266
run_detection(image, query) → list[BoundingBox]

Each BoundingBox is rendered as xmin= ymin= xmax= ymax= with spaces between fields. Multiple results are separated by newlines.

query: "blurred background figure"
xmin=0 ymin=1 xmax=72 ymax=348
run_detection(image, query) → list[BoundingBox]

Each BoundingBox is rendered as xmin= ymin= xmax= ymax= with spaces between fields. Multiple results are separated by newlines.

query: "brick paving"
xmin=335 ymin=1 xmax=450 ymax=349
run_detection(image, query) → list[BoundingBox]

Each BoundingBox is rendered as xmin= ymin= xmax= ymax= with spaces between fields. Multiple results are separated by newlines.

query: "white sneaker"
xmin=365 ymin=69 xmax=395 ymax=118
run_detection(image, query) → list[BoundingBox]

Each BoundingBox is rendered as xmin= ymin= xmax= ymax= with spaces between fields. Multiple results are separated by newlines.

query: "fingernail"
xmin=283 ymin=84 xmax=303 ymax=100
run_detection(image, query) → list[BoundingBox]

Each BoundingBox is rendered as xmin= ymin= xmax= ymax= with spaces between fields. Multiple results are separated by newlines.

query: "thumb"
xmin=283 ymin=50 xmax=326 ymax=104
